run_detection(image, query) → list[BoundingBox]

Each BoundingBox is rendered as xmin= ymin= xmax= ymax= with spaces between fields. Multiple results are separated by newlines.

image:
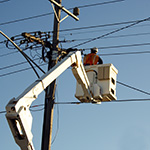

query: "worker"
xmin=83 ymin=47 xmax=103 ymax=65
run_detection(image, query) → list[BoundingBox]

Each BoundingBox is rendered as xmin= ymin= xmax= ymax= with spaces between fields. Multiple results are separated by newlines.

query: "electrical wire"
xmin=2 ymin=47 xmax=150 ymax=76
xmin=54 ymin=99 xmax=150 ymax=104
xmin=59 ymin=20 xmax=138 ymax=32
xmin=60 ymin=23 xmax=150 ymax=37
xmin=4 ymin=20 xmax=150 ymax=42
xmin=0 ymin=63 xmax=46 ymax=78
xmin=68 ymin=0 xmax=124 ymax=10
xmin=100 ymin=50 xmax=150 ymax=56
xmin=102 ymin=32 xmax=150 ymax=39
xmin=0 ymin=50 xmax=18 ymax=57
xmin=117 ymin=81 xmax=150 ymax=96
xmin=1 ymin=104 xmax=45 ymax=114
xmin=59 ymin=20 xmax=150 ymax=34
xmin=0 ymin=12 xmax=53 ymax=26
xmin=0 ymin=31 xmax=45 ymax=78
xmin=30 ymin=107 xmax=45 ymax=112
xmin=2 ymin=17 xmax=150 ymax=77
xmin=30 ymin=104 xmax=45 ymax=112
xmin=0 ymin=0 xmax=124 ymax=26
xmin=0 ymin=16 xmax=150 ymax=47
xmin=98 ymin=42 xmax=150 ymax=50
xmin=0 ymin=21 xmax=150 ymax=45
xmin=0 ymin=58 xmax=39 ymax=71
xmin=71 ymin=16 xmax=150 ymax=48
xmin=1 ymin=77 xmax=150 ymax=113
xmin=0 ymin=0 xmax=10 ymax=3
xmin=64 ymin=32 xmax=150 ymax=42
xmin=1 ymin=39 xmax=150 ymax=59
xmin=110 ymin=98 xmax=150 ymax=103
xmin=0 ymin=20 xmax=150 ymax=47
xmin=0 ymin=45 xmax=42 ymax=58
xmin=51 ymin=83 xmax=59 ymax=145
xmin=0 ymin=110 xmax=6 ymax=114
xmin=1 ymin=98 xmax=150 ymax=114
xmin=2 ymin=40 xmax=150 ymax=74
xmin=1 ymin=38 xmax=150 ymax=72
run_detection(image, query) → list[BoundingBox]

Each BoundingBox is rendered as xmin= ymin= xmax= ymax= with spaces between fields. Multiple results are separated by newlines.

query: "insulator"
xmin=29 ymin=46 xmax=33 ymax=49
xmin=11 ymin=37 xmax=15 ymax=41
xmin=73 ymin=7 xmax=80 ymax=16
xmin=20 ymin=40 xmax=25 ymax=45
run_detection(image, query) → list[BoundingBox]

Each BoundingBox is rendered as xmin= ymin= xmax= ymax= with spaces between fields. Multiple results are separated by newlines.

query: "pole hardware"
xmin=73 ymin=7 xmax=80 ymax=16
xmin=49 ymin=0 xmax=79 ymax=22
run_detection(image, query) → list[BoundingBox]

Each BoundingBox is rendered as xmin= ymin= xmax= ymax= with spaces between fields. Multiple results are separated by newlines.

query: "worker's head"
xmin=91 ymin=47 xmax=98 ymax=53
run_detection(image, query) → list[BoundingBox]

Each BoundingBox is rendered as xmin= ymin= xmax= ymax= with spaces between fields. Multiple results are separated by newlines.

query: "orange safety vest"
xmin=83 ymin=53 xmax=99 ymax=65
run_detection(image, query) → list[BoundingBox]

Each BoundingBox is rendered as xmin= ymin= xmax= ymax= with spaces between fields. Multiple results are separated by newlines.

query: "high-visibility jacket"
xmin=83 ymin=53 xmax=100 ymax=65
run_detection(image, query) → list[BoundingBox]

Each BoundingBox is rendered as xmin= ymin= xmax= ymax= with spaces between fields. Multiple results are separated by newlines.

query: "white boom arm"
xmin=5 ymin=51 xmax=94 ymax=150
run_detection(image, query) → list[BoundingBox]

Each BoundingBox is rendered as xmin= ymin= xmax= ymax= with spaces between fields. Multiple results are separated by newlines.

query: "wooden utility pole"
xmin=41 ymin=0 xmax=61 ymax=150
xmin=41 ymin=1 xmax=79 ymax=150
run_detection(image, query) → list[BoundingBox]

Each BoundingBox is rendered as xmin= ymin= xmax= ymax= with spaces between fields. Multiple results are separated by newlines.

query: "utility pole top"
xmin=49 ymin=0 xmax=79 ymax=21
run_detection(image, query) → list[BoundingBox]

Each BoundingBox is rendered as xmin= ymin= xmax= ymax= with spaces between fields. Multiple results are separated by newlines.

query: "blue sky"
xmin=1 ymin=0 xmax=150 ymax=150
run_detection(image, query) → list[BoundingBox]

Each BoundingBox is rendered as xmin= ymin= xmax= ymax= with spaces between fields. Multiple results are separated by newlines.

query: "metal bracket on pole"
xmin=51 ymin=3 xmax=69 ymax=23
xmin=49 ymin=0 xmax=79 ymax=21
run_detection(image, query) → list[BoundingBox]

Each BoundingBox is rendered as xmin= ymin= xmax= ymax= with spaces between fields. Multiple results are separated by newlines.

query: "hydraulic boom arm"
xmin=5 ymin=51 xmax=93 ymax=150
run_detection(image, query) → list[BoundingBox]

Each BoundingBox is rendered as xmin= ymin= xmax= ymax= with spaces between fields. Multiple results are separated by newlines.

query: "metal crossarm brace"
xmin=49 ymin=0 xmax=79 ymax=21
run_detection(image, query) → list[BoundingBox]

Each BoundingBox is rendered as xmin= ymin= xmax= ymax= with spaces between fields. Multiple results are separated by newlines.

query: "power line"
xmin=51 ymin=84 xmax=60 ymax=145
xmin=30 ymin=107 xmax=45 ymax=112
xmin=0 ymin=50 xmax=20 ymax=57
xmin=0 ymin=12 xmax=53 ymax=26
xmin=60 ymin=23 xmax=150 ymax=37
xmin=59 ymin=20 xmax=137 ymax=32
xmin=100 ymin=50 xmax=150 ymax=56
xmin=0 ymin=31 xmax=45 ymax=79
xmin=117 ymin=81 xmax=150 ymax=96
xmin=0 ymin=0 xmax=124 ymax=26
xmin=0 ymin=110 xmax=6 ymax=114
xmin=2 ymin=39 xmax=150 ymax=59
xmin=0 ymin=66 xmax=33 ymax=77
xmin=1 ymin=47 xmax=150 ymax=73
xmin=1 ymin=98 xmax=150 ymax=114
xmin=59 ymin=20 xmax=150 ymax=33
xmin=1 ymin=65 xmax=150 ymax=99
xmin=70 ymin=0 xmax=124 ymax=9
xmin=0 ymin=20 xmax=150 ymax=46
xmin=79 ymin=42 xmax=150 ymax=52
xmin=71 ymin=16 xmax=150 ymax=48
xmin=98 ymin=42 xmax=150 ymax=50
xmin=103 ymin=32 xmax=150 ymax=39
xmin=0 ymin=63 xmax=46 ymax=78
xmin=1 ymin=40 xmax=150 ymax=72
xmin=54 ymin=99 xmax=150 ymax=104
xmin=1 ymin=49 xmax=150 ymax=73
xmin=0 ymin=58 xmax=40 ymax=71
xmin=0 ymin=20 xmax=149 ymax=45
xmin=1 ymin=103 xmax=45 ymax=114
xmin=2 ymin=18 xmax=150 ymax=76
xmin=108 ymin=98 xmax=150 ymax=103
xmin=66 ymin=32 xmax=150 ymax=42
xmin=0 ymin=45 xmax=42 ymax=57
xmin=0 ymin=0 xmax=10 ymax=3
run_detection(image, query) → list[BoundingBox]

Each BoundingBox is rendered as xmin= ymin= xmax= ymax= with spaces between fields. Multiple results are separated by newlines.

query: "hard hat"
xmin=91 ymin=47 xmax=98 ymax=53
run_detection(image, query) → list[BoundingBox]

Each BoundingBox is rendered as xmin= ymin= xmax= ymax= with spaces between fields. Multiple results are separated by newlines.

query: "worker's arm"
xmin=98 ymin=56 xmax=103 ymax=64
